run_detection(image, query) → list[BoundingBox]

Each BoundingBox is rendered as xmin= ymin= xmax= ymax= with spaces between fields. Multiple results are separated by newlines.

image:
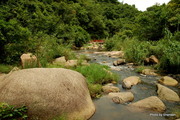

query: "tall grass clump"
xmin=76 ymin=63 xmax=118 ymax=84
xmin=75 ymin=63 xmax=118 ymax=98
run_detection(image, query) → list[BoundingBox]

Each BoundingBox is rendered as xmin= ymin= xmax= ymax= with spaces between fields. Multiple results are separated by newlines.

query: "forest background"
xmin=0 ymin=0 xmax=179 ymax=73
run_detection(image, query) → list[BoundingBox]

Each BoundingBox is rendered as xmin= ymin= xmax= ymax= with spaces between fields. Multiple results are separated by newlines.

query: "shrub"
xmin=158 ymin=40 xmax=180 ymax=73
xmin=105 ymin=37 xmax=117 ymax=51
xmin=0 ymin=103 xmax=28 ymax=120
xmin=124 ymin=39 xmax=150 ymax=64
xmin=105 ymin=35 xmax=124 ymax=51
xmin=29 ymin=33 xmax=76 ymax=67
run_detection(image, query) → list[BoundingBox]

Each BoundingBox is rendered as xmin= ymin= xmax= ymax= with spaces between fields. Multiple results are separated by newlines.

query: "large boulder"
xmin=113 ymin=59 xmax=126 ymax=66
xmin=158 ymin=76 xmax=178 ymax=86
xmin=129 ymin=96 xmax=166 ymax=113
xmin=0 ymin=68 xmax=95 ymax=120
xmin=20 ymin=53 xmax=38 ymax=68
xmin=102 ymin=84 xmax=120 ymax=94
xmin=157 ymin=84 xmax=180 ymax=102
xmin=53 ymin=56 xmax=66 ymax=65
xmin=108 ymin=92 xmax=134 ymax=104
xmin=122 ymin=76 xmax=141 ymax=89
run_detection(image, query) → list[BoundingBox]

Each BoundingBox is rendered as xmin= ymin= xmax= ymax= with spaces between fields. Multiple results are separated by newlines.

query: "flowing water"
xmin=76 ymin=50 xmax=180 ymax=120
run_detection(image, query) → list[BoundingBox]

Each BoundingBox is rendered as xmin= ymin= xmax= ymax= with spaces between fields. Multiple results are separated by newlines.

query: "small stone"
xmin=109 ymin=92 xmax=134 ymax=104
xmin=102 ymin=84 xmax=120 ymax=94
xmin=122 ymin=76 xmax=141 ymax=89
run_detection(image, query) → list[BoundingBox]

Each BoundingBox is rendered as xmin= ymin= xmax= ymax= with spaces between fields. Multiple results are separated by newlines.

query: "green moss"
xmin=0 ymin=64 xmax=13 ymax=73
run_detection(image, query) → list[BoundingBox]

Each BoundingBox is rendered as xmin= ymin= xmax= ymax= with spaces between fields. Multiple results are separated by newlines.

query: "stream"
xmin=76 ymin=50 xmax=180 ymax=120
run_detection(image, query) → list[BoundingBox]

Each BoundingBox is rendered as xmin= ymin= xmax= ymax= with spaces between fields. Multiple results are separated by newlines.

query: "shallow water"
xmin=91 ymin=96 xmax=166 ymax=120
xmin=75 ymin=50 xmax=179 ymax=120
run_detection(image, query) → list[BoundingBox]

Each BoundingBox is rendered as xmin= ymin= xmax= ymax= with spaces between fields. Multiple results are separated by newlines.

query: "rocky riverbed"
xmin=76 ymin=50 xmax=180 ymax=120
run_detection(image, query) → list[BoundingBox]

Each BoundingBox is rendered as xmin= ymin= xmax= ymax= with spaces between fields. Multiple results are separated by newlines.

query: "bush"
xmin=124 ymin=39 xmax=150 ymax=64
xmin=29 ymin=33 xmax=76 ymax=67
xmin=0 ymin=103 xmax=28 ymax=120
xmin=158 ymin=40 xmax=180 ymax=73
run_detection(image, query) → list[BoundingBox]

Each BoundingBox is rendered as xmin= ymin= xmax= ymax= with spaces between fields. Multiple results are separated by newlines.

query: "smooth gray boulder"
xmin=0 ymin=68 xmax=95 ymax=120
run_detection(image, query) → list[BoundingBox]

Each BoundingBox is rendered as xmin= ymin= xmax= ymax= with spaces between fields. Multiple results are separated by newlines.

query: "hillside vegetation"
xmin=0 ymin=0 xmax=179 ymax=73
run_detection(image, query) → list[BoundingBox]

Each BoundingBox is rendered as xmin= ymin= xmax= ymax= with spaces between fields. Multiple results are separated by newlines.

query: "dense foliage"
xmin=0 ymin=0 xmax=179 ymax=73
xmin=105 ymin=0 xmax=180 ymax=73
xmin=0 ymin=0 xmax=138 ymax=65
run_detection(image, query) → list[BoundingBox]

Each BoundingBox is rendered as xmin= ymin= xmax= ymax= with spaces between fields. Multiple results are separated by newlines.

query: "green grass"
xmin=75 ymin=63 xmax=118 ymax=84
xmin=75 ymin=63 xmax=119 ymax=98
xmin=46 ymin=63 xmax=65 ymax=68
xmin=135 ymin=66 xmax=153 ymax=73
xmin=88 ymin=84 xmax=102 ymax=98
xmin=0 ymin=64 xmax=13 ymax=73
